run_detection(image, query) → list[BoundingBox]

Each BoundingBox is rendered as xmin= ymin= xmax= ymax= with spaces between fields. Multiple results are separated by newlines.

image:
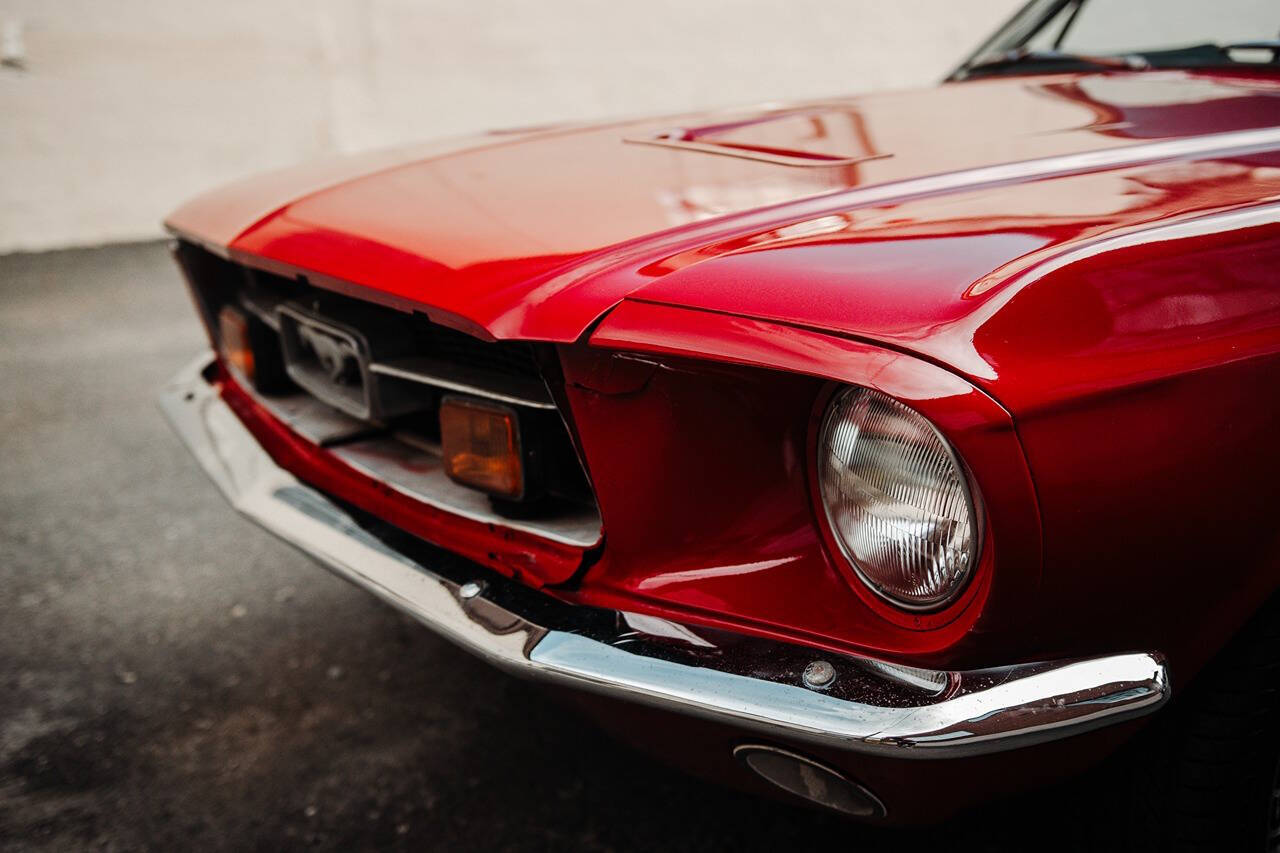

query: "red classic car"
xmin=160 ymin=1 xmax=1280 ymax=847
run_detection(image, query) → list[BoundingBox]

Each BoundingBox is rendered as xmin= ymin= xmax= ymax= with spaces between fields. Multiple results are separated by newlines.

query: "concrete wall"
xmin=0 ymin=0 xmax=1021 ymax=253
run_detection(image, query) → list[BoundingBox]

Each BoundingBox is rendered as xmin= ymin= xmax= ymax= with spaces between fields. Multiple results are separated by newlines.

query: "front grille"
xmin=425 ymin=324 xmax=542 ymax=381
xmin=173 ymin=239 xmax=601 ymax=546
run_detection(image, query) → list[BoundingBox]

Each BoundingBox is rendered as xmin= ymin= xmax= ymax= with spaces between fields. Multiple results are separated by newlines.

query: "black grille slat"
xmin=417 ymin=323 xmax=543 ymax=381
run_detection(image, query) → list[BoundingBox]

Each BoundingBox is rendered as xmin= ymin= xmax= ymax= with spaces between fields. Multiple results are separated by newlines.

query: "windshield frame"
xmin=948 ymin=0 xmax=1280 ymax=81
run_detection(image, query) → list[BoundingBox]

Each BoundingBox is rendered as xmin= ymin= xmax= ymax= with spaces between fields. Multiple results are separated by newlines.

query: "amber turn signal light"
xmin=218 ymin=305 xmax=255 ymax=383
xmin=440 ymin=397 xmax=523 ymax=499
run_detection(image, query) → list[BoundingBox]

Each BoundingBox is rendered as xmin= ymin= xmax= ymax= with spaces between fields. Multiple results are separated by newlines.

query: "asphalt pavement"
xmin=0 ymin=242 xmax=1115 ymax=851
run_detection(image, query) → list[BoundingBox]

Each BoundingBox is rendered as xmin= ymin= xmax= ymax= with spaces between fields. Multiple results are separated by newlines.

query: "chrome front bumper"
xmin=160 ymin=352 xmax=1169 ymax=760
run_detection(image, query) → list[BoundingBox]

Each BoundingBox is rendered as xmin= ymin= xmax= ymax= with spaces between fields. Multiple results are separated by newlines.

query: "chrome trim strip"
xmin=996 ymin=198 xmax=1280 ymax=291
xmin=369 ymin=358 xmax=557 ymax=410
xmin=822 ymin=125 xmax=1280 ymax=209
xmin=160 ymin=352 xmax=1170 ymax=759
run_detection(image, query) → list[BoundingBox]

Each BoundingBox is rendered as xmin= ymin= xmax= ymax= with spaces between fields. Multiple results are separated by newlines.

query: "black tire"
xmin=1131 ymin=603 xmax=1280 ymax=851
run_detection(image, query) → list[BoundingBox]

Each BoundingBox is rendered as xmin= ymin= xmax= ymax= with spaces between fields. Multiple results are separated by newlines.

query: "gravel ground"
xmin=0 ymin=242 xmax=1116 ymax=851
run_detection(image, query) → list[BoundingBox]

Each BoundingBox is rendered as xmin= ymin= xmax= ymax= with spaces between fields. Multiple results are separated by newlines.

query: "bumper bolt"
xmin=803 ymin=660 xmax=837 ymax=690
xmin=458 ymin=580 xmax=485 ymax=600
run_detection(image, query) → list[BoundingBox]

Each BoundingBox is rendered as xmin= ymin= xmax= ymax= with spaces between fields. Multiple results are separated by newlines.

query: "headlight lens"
xmin=818 ymin=386 xmax=979 ymax=610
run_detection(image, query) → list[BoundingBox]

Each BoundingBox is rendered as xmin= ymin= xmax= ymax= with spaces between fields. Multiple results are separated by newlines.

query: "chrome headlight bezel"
xmin=816 ymin=384 xmax=983 ymax=612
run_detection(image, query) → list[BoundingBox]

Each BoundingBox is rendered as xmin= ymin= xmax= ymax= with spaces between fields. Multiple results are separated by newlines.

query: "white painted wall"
xmin=0 ymin=0 xmax=1021 ymax=253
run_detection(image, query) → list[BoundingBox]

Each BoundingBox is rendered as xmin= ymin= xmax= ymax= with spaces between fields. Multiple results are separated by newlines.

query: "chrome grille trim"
xmin=370 ymin=357 xmax=556 ymax=410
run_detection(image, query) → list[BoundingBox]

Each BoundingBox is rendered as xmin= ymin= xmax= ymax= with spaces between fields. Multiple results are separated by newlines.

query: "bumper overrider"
xmin=161 ymin=353 xmax=1168 ymax=790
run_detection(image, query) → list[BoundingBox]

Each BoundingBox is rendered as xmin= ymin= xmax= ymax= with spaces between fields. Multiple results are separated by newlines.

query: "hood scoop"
xmin=625 ymin=107 xmax=893 ymax=168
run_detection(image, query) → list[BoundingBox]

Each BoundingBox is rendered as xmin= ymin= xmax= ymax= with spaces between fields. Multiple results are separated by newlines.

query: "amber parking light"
xmin=440 ymin=396 xmax=524 ymax=499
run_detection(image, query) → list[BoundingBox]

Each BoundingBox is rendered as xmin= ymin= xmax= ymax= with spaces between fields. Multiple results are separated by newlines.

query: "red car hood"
xmin=167 ymin=70 xmax=1280 ymax=350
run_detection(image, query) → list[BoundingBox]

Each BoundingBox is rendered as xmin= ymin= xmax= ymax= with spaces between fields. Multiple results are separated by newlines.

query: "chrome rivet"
xmin=458 ymin=581 xmax=484 ymax=600
xmin=803 ymin=660 xmax=837 ymax=690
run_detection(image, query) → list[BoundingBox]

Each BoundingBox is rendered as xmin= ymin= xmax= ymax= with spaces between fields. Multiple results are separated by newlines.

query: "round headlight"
xmin=817 ymin=386 xmax=979 ymax=610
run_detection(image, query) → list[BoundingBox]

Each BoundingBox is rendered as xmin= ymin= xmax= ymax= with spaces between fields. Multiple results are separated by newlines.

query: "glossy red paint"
xmin=166 ymin=70 xmax=1280 ymax=696
xmin=169 ymin=71 xmax=1280 ymax=343
xmin=979 ymin=215 xmax=1280 ymax=680
xmin=575 ymin=302 xmax=1041 ymax=656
